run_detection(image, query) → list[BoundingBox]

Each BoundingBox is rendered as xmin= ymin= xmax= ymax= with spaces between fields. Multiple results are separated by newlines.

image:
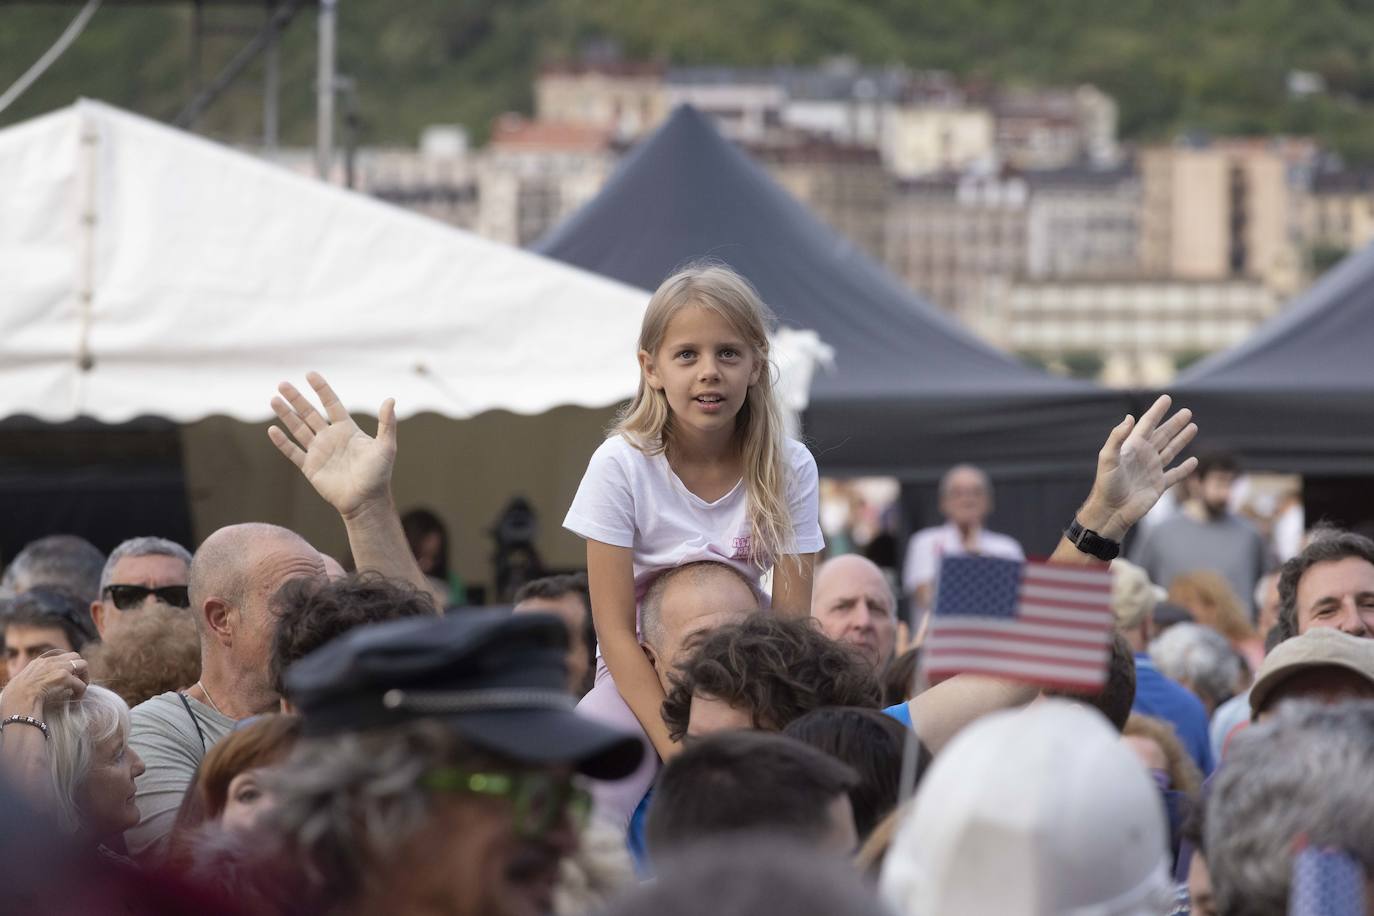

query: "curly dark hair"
xmin=661 ymin=613 xmax=882 ymax=740
xmin=1274 ymin=528 xmax=1374 ymax=644
xmin=270 ymin=572 xmax=439 ymax=696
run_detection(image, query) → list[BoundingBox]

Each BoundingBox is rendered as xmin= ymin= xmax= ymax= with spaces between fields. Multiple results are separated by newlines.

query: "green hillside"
xmin=3 ymin=1 xmax=1374 ymax=159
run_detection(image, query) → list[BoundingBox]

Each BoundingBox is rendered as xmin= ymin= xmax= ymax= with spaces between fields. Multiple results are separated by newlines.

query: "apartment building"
xmin=886 ymin=170 xmax=1030 ymax=320
xmin=1025 ymin=165 xmax=1140 ymax=279
xmin=534 ymin=61 xmax=669 ymax=140
xmin=1306 ymin=168 xmax=1374 ymax=257
xmin=473 ymin=115 xmax=619 ymax=247
xmin=1139 ymin=137 xmax=1317 ymax=297
xmin=748 ymin=136 xmax=890 ymax=262
xmin=989 ymin=278 xmax=1278 ymax=387
xmin=989 ymin=84 xmax=1120 ymax=170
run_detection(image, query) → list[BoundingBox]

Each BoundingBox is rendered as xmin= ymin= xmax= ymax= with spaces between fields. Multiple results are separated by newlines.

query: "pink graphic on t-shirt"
xmin=731 ymin=535 xmax=752 ymax=561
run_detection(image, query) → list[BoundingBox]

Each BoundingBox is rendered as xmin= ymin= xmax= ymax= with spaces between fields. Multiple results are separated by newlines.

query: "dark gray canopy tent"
xmin=1172 ymin=244 xmax=1374 ymax=532
xmin=535 ymin=105 xmax=1129 ymax=552
xmin=1172 ymin=243 xmax=1374 ymax=475
xmin=535 ymin=105 xmax=1127 ymax=482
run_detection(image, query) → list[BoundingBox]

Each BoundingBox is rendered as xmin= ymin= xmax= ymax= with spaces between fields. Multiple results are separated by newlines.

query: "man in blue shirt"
xmin=1112 ymin=559 xmax=1214 ymax=774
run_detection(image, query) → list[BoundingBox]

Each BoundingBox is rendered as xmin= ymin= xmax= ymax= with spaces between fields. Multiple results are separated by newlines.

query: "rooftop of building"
xmin=1312 ymin=168 xmax=1374 ymax=193
xmin=488 ymin=114 xmax=616 ymax=152
xmin=538 ymin=59 xmax=666 ymax=79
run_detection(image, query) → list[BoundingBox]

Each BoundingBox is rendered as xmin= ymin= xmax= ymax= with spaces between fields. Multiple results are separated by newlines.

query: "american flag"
xmin=1290 ymin=846 xmax=1367 ymax=916
xmin=924 ymin=555 xmax=1115 ymax=691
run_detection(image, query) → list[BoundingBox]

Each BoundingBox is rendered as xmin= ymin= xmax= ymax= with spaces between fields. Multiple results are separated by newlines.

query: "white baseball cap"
xmin=880 ymin=700 xmax=1173 ymax=916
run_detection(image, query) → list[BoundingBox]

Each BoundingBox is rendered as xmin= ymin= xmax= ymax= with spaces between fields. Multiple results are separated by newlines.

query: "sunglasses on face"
xmin=103 ymin=584 xmax=191 ymax=611
xmin=423 ymin=768 xmax=591 ymax=838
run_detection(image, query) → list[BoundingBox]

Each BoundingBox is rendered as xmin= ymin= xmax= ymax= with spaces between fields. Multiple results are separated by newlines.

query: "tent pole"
xmin=75 ymin=109 xmax=100 ymax=415
xmin=316 ymin=0 xmax=336 ymax=179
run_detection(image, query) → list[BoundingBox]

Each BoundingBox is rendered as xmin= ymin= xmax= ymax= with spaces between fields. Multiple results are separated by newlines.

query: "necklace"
xmin=194 ymin=680 xmax=226 ymax=717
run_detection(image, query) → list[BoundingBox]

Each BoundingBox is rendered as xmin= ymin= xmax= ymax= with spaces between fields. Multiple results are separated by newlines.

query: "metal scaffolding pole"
xmin=263 ymin=0 xmax=280 ymax=150
xmin=316 ymin=0 xmax=336 ymax=178
xmin=173 ymin=1 xmax=302 ymax=130
xmin=189 ymin=0 xmax=203 ymax=99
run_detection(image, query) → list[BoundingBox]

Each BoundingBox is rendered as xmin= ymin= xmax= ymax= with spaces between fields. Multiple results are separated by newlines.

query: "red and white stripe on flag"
xmin=924 ymin=555 xmax=1115 ymax=691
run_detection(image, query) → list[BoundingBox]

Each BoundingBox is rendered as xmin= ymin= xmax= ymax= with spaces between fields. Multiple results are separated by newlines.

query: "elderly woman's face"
xmin=76 ymin=731 xmax=144 ymax=841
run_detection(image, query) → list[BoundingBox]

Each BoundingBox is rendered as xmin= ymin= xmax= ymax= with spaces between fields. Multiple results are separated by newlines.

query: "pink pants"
xmin=576 ymin=660 xmax=661 ymax=830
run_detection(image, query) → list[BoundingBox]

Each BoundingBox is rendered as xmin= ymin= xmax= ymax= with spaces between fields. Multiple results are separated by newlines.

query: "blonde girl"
xmin=564 ymin=264 xmax=823 ymax=818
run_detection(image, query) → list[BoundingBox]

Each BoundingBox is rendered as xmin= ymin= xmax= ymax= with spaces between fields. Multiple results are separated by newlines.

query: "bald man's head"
xmin=190 ymin=524 xmax=319 ymax=615
xmin=814 ymin=555 xmax=888 ymax=594
xmin=641 ymin=562 xmax=760 ymax=694
xmin=189 ymin=523 xmax=325 ymax=711
xmin=811 ymin=554 xmax=896 ymax=669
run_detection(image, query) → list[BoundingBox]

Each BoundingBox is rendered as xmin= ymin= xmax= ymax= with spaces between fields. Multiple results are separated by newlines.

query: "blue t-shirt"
xmin=626 ymin=788 xmax=654 ymax=877
xmin=1133 ymin=654 xmax=1215 ymax=775
xmin=884 ymin=702 xmax=913 ymax=728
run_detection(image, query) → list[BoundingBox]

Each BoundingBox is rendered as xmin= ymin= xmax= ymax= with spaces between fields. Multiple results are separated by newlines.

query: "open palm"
xmin=1088 ymin=395 xmax=1198 ymax=535
xmin=268 ymin=372 xmax=397 ymax=518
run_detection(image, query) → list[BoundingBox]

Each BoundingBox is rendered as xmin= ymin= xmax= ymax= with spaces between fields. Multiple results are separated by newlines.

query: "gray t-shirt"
xmin=125 ymin=691 xmax=235 ymax=861
xmin=1128 ymin=512 xmax=1270 ymax=617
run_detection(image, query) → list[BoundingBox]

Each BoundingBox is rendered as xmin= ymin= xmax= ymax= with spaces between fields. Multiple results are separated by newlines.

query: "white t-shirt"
xmin=901 ymin=522 xmax=1025 ymax=597
xmin=564 ymin=434 xmax=825 ymax=605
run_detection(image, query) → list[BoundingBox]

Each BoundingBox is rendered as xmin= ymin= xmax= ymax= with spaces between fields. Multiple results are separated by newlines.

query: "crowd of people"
xmin=1 ymin=263 xmax=1372 ymax=915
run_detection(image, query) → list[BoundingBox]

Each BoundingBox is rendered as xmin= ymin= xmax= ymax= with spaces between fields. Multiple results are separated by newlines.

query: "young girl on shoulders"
xmin=564 ymin=263 xmax=824 ymax=765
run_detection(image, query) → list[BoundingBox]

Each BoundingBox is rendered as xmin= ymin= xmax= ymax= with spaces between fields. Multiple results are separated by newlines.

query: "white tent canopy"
xmin=0 ymin=99 xmax=654 ymax=423
xmin=0 ymin=101 xmax=830 ymax=583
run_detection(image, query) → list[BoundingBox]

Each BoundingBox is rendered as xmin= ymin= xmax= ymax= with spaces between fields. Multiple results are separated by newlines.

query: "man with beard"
xmin=253 ymin=608 xmax=643 ymax=916
xmin=1129 ymin=451 xmax=1269 ymax=619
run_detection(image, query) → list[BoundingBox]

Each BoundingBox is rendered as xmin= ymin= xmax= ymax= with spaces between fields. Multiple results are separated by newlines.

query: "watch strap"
xmin=1065 ymin=517 xmax=1121 ymax=561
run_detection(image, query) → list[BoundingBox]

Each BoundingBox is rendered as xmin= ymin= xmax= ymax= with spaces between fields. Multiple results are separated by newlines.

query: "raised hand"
xmin=0 ymin=650 xmax=88 ymax=717
xmin=1080 ymin=395 xmax=1198 ymax=541
xmin=268 ymin=372 xmax=397 ymax=519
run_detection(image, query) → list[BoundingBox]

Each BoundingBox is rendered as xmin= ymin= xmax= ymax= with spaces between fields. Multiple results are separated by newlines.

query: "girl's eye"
xmin=235 ymin=786 xmax=261 ymax=804
xmin=676 ymin=349 xmax=695 ymax=360
xmin=720 ymin=348 xmax=738 ymax=359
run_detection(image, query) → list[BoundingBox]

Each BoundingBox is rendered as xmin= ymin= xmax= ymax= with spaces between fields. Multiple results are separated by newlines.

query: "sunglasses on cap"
xmin=103 ymin=584 xmax=191 ymax=611
xmin=423 ymin=769 xmax=591 ymax=838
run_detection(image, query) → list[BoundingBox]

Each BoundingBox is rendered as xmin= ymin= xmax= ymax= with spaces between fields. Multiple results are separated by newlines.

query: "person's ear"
xmin=641 ymin=640 xmax=661 ymax=672
xmin=203 ymin=597 xmax=235 ymax=648
xmin=638 ymin=350 xmax=664 ymax=391
xmin=89 ymin=600 xmax=107 ymax=639
xmin=748 ymin=354 xmax=763 ymax=386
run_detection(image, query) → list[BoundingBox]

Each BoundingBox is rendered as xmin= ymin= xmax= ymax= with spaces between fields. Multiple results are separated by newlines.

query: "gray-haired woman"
xmin=47 ymin=683 xmax=145 ymax=853
xmin=0 ymin=651 xmax=144 ymax=857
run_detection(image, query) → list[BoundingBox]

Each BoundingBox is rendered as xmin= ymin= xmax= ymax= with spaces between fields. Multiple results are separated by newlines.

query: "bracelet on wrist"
xmin=1 ymin=715 xmax=50 ymax=740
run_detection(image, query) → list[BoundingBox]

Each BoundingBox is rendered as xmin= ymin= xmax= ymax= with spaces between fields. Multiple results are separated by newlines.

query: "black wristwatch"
xmin=1064 ymin=518 xmax=1121 ymax=561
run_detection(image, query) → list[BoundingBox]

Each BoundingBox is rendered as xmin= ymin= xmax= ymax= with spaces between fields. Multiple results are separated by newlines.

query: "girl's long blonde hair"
xmin=615 ymin=263 xmax=795 ymax=569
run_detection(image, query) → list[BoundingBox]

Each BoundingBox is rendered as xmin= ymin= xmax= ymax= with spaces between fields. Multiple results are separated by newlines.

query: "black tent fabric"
xmin=1172 ymin=243 xmax=1374 ymax=474
xmin=535 ymin=105 xmax=1128 ymax=482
